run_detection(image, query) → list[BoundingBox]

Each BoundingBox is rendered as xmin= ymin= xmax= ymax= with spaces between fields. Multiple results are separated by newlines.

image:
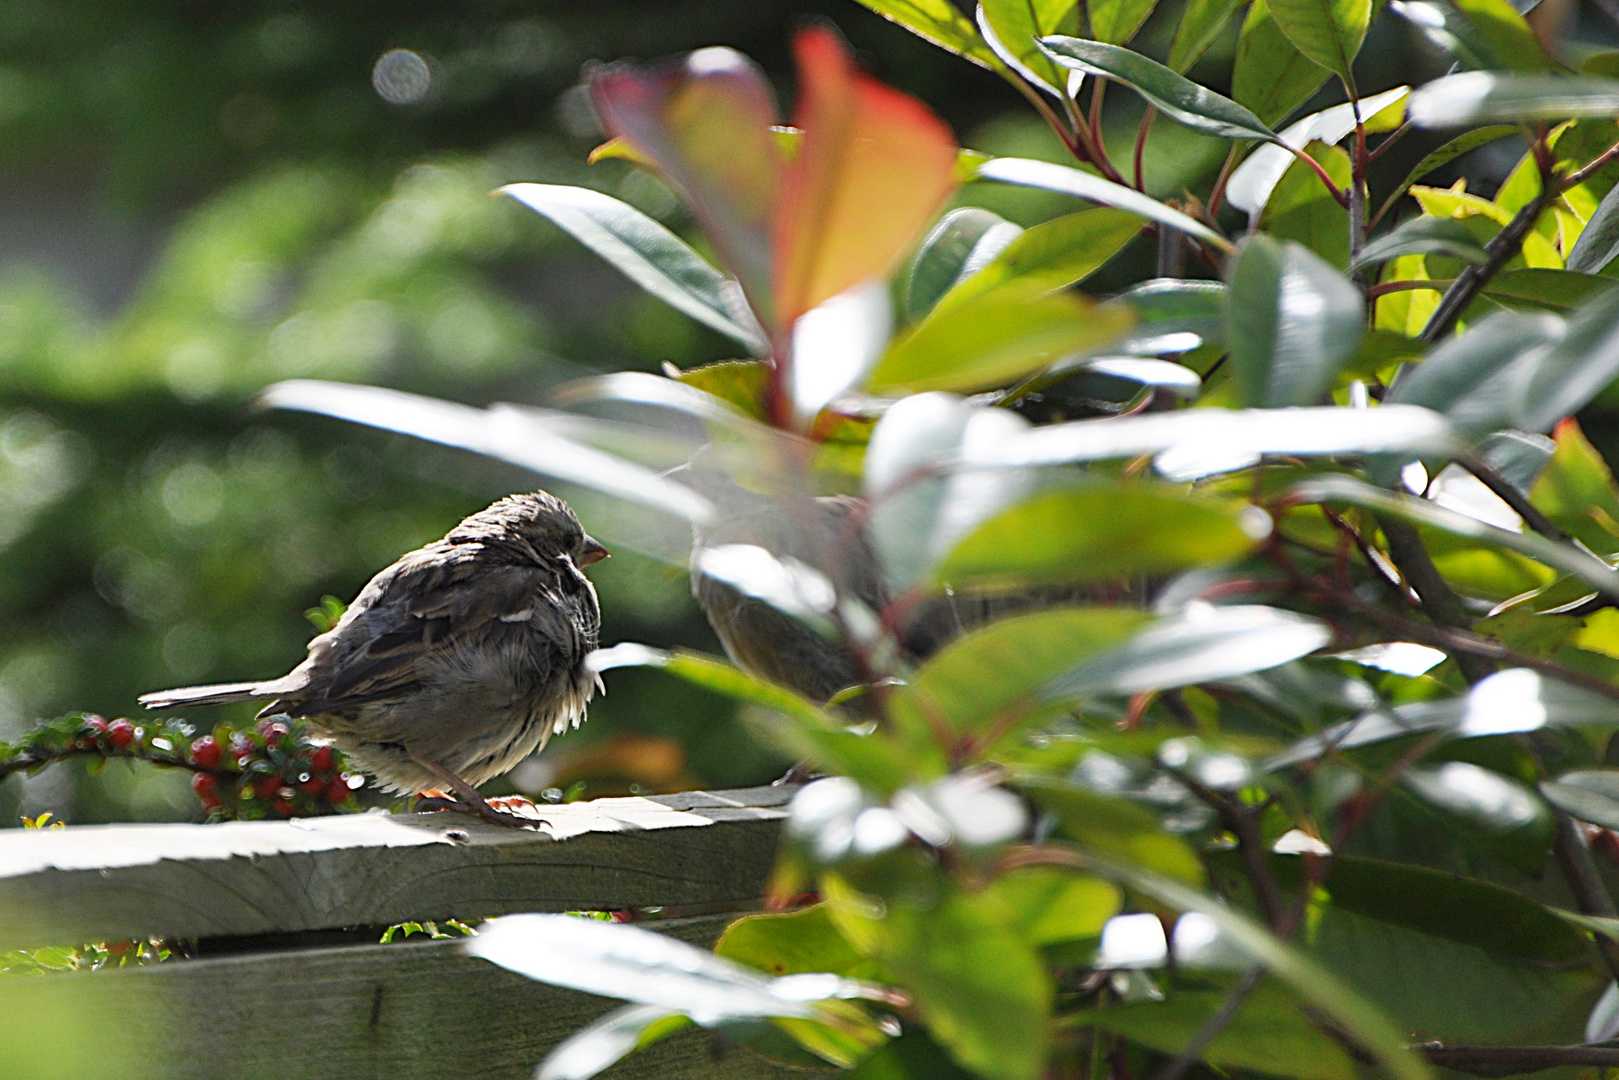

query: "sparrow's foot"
xmin=773 ymin=761 xmax=821 ymax=786
xmin=412 ymin=757 xmax=540 ymax=829
xmin=486 ymin=793 xmax=541 ymax=814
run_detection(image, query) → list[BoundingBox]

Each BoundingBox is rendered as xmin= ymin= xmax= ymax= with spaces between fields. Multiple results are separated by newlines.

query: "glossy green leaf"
xmin=987 ymin=866 xmax=1123 ymax=944
xmin=889 ymin=607 xmax=1151 ymax=744
xmin=1567 ymin=181 xmax=1619 ymax=273
xmin=1483 ymin=268 xmax=1618 ymax=312
xmin=1403 ymin=761 xmax=1554 ymax=840
xmin=975 ymin=157 xmax=1234 ymax=250
xmin=1520 ymin=285 xmax=1619 ymax=431
xmin=1261 ymin=141 xmax=1353 ymax=269
xmin=848 ymin=1031 xmax=978 ymax=1080
xmin=906 ymin=208 xmax=1023 ymax=322
xmin=1228 ymin=88 xmax=1411 ymax=215
xmin=1452 ymin=0 xmax=1553 ymax=69
xmin=1409 ymin=72 xmax=1619 ymax=127
xmin=1169 ymin=0 xmax=1247 ymax=71
xmin=936 ymin=483 xmax=1265 ymax=587
xmin=1384 ymin=309 xmax=1562 ymax=435
xmin=977 ymin=0 xmax=1081 ymax=95
xmin=1080 ymin=985 xmax=1355 ymax=1080
xmin=716 ymin=905 xmax=870 ymax=977
xmin=671 ymin=360 xmax=771 ymax=422
xmin=1089 ymin=0 xmax=1162 ymax=44
xmin=535 ymin=1004 xmax=688 ymax=1080
xmin=1292 ymin=474 xmax=1619 ymax=599
xmin=869 ymin=289 xmax=1134 ymax=393
xmin=825 ymin=876 xmax=1052 ymax=1080
xmin=1541 ymin=770 xmax=1619 ymax=830
xmin=1065 ymin=848 xmax=1435 ymax=1080
xmin=1391 ymin=0 xmax=1548 ymax=71
xmin=1532 ymin=418 xmax=1619 ymax=550
xmin=499 ymin=184 xmax=765 ymax=353
xmin=1373 ymin=126 xmax=1517 ymax=225
xmin=1232 ymin=0 xmax=1332 ymax=126
xmin=1040 ymin=37 xmax=1277 ymax=141
xmin=1354 ymin=215 xmax=1490 ymax=269
xmin=1113 ymin=278 xmax=1228 ymax=351
xmin=934 ymin=207 xmax=1142 ymax=314
xmin=851 ymin=0 xmax=1005 ymax=69
xmin=1227 ymin=235 xmax=1365 ymax=407
xmin=1266 ymin=0 xmax=1370 ymax=83
xmin=1019 ymin=776 xmax=1207 ymax=884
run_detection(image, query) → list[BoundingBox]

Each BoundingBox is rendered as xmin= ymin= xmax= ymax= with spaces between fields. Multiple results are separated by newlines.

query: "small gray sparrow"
xmin=140 ymin=491 xmax=606 ymax=825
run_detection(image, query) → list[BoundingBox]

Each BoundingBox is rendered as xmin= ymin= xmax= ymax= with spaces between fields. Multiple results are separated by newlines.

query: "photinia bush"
xmin=233 ymin=6 xmax=1619 ymax=1080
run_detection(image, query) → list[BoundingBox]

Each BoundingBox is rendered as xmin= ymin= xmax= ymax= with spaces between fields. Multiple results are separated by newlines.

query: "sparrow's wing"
xmin=281 ymin=546 xmax=567 ymax=716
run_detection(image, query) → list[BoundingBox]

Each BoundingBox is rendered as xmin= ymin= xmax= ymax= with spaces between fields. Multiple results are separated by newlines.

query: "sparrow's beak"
xmin=579 ymin=537 xmax=610 ymax=566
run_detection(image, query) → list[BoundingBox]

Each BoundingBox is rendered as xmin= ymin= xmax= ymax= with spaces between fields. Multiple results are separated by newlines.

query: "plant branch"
xmin=1150 ymin=966 xmax=1267 ymax=1080
xmin=1365 ymin=278 xmax=1451 ymax=299
xmin=1366 ymin=122 xmax=1412 ymax=165
xmin=1283 ymin=142 xmax=1351 ymax=208
xmin=1550 ymin=809 xmax=1619 ymax=983
xmin=1374 ymin=516 xmax=1497 ymax=682
xmin=1134 ymin=106 xmax=1155 ymax=193
xmin=1421 ymin=1043 xmax=1619 ymax=1077
xmin=1207 ymin=144 xmax=1241 ymax=220
xmin=1457 ymin=456 xmax=1569 ymax=542
xmin=1420 ymin=187 xmax=1556 ymax=343
xmin=1563 ymin=137 xmax=1619 ymax=190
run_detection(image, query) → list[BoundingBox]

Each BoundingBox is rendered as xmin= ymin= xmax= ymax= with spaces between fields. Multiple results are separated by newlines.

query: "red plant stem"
xmin=1284 ymin=142 xmax=1350 ymax=208
xmin=1134 ymin=106 xmax=1156 ymax=192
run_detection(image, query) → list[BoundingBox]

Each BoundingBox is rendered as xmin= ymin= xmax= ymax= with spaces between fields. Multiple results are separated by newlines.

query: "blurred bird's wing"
xmin=281 ymin=547 xmax=572 ymax=716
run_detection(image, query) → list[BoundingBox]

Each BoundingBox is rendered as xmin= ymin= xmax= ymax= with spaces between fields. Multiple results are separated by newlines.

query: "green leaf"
xmin=825 ymin=876 xmax=1052 ymax=1080
xmin=1451 ymin=0 xmax=1553 ymax=69
xmin=1232 ymin=0 xmax=1332 ymax=126
xmin=851 ymin=0 xmax=1005 ymax=69
xmin=1532 ymin=418 xmax=1619 ymax=549
xmin=1046 ymin=604 xmax=1334 ymax=700
xmin=1079 ymin=984 xmax=1356 ymax=1080
xmin=936 ymin=483 xmax=1266 ymax=588
xmin=906 ymin=208 xmax=1024 ymax=322
xmin=1089 ymin=0 xmax=1162 ymax=44
xmin=1403 ymin=761 xmax=1554 ymax=840
xmin=1373 ymin=126 xmax=1517 ymax=226
xmin=499 ymin=184 xmax=765 ymax=353
xmin=1114 ymin=278 xmax=1229 ymax=351
xmin=1169 ymin=0 xmax=1247 ymax=71
xmin=848 ymin=1031 xmax=979 ymax=1080
xmin=1019 ymin=776 xmax=1208 ymax=884
xmin=934 ymin=207 xmax=1142 ymax=315
xmin=1569 ymin=180 xmax=1619 ymax=273
xmin=1391 ymin=0 xmax=1548 ymax=71
xmin=1409 ymin=72 xmax=1619 ymax=127
xmin=716 ymin=905 xmax=871 ymax=977
xmin=1266 ymin=0 xmax=1370 ymax=84
xmin=975 ymin=157 xmax=1234 ymax=250
xmin=1292 ymin=474 xmax=1619 ymax=599
xmin=868 ymin=289 xmax=1135 ymax=393
xmin=1520 ymin=285 xmax=1619 ymax=431
xmin=1261 ymin=141 xmax=1353 ymax=269
xmin=1226 ymin=235 xmax=1365 ymax=407
xmin=1039 ymin=37 xmax=1277 ymax=141
xmin=1483 ymin=267 xmax=1618 ymax=312
xmin=535 ymin=1004 xmax=688 ymax=1080
xmin=977 ymin=0 xmax=1082 ymax=95
xmin=1064 ymin=849 xmax=1435 ymax=1080
xmin=988 ymin=867 xmax=1123 ymax=944
xmin=888 ymin=607 xmax=1152 ymax=747
xmin=1354 ymin=215 xmax=1490 ymax=270
xmin=1384 ymin=309 xmax=1562 ymax=435
xmin=1541 ymin=770 xmax=1619 ymax=830
xmin=1228 ymin=88 xmax=1411 ymax=215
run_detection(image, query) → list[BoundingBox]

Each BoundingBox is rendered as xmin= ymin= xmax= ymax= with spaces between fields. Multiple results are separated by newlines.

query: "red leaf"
xmin=772 ymin=27 xmax=960 ymax=326
xmin=591 ymin=48 xmax=783 ymax=323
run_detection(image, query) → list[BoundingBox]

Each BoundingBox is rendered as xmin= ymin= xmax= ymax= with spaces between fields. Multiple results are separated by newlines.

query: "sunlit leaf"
xmin=850 ymin=0 xmax=1005 ymax=69
xmin=1291 ymin=474 xmax=1619 ymax=599
xmin=1040 ymin=37 xmax=1277 ymax=142
xmin=974 ymin=157 xmax=1234 ymax=251
xmin=716 ymin=904 xmax=870 ymax=977
xmin=1383 ymin=308 xmax=1564 ymax=436
xmin=1403 ymin=761 xmax=1553 ymax=838
xmin=1226 ymin=235 xmax=1365 ymax=407
xmin=591 ymin=46 xmax=781 ymax=319
xmin=498 ymin=184 xmax=765 ymax=353
xmin=1568 ymin=180 xmax=1619 ymax=273
xmin=906 ymin=208 xmax=1024 ymax=322
xmin=790 ymin=280 xmax=893 ymax=419
xmin=932 ymin=207 xmax=1143 ymax=314
xmin=1232 ymin=0 xmax=1330 ymax=126
xmin=536 ymin=1004 xmax=687 ymax=1080
xmin=936 ymin=483 xmax=1267 ymax=588
xmin=774 ymin=27 xmax=960 ymax=326
xmin=1409 ymin=72 xmax=1619 ymax=127
xmin=1353 ymin=215 xmax=1491 ymax=269
xmin=1227 ymin=87 xmax=1410 ymax=214
xmin=1372 ymin=126 xmax=1517 ymax=226
xmin=258 ymin=380 xmax=714 ymax=524
xmin=976 ymin=0 xmax=1081 ymax=95
xmin=1519 ymin=283 xmax=1619 ymax=431
xmin=1090 ymin=0 xmax=1161 ymax=44
xmin=1018 ymin=775 xmax=1208 ymax=884
xmin=1484 ymin=268 xmax=1617 ymax=312
xmin=1047 ymin=604 xmax=1334 ymax=700
xmin=1112 ymin=278 xmax=1228 ymax=353
xmin=986 ymin=866 xmax=1122 ymax=944
xmin=1260 ymin=141 xmax=1352 ymax=269
xmin=870 ymin=288 xmax=1134 ymax=394
xmin=1531 ymin=418 xmax=1619 ymax=550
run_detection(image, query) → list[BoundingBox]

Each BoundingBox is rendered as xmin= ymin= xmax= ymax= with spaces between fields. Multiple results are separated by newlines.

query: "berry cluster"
xmin=1 ymin=712 xmax=365 ymax=821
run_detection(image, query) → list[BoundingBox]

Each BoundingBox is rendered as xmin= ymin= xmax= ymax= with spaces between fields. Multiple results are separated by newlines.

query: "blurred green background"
xmin=0 ymin=0 xmax=1608 ymax=825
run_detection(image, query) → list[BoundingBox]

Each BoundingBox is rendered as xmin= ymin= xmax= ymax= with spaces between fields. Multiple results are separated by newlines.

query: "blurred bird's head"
xmin=452 ymin=490 xmax=609 ymax=568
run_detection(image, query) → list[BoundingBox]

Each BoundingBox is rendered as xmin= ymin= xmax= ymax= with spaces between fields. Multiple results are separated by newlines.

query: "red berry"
xmin=257 ymin=720 xmax=289 ymax=747
xmin=189 ymin=735 xmax=221 ymax=769
xmin=327 ymin=777 xmax=354 ymax=803
xmin=253 ymin=775 xmax=282 ymax=800
xmin=311 ymin=746 xmax=335 ymax=775
xmin=81 ymin=715 xmax=108 ymax=737
xmin=191 ymin=772 xmax=220 ymax=806
xmin=106 ymin=720 xmax=136 ymax=749
xmin=299 ymin=775 xmax=325 ymax=795
xmin=272 ymin=798 xmax=294 ymax=817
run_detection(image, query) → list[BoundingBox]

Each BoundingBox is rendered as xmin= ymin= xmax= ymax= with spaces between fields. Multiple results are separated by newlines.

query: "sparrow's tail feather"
xmin=138 ymin=681 xmax=277 ymax=710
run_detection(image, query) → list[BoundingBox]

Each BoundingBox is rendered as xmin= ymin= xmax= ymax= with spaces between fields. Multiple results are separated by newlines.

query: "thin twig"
xmin=1375 ymin=517 xmax=1497 ymax=683
xmin=1365 ymin=278 xmax=1451 ymax=300
xmin=1151 ymin=966 xmax=1267 ymax=1080
xmin=1458 ymin=457 xmax=1569 ymax=542
xmin=1549 ymin=809 xmax=1619 ymax=983
xmin=1420 ymin=187 xmax=1555 ymax=343
xmin=1134 ymin=105 xmax=1156 ymax=193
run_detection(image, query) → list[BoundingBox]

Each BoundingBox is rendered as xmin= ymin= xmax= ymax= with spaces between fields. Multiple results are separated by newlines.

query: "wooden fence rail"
xmin=0 ymin=787 xmax=816 ymax=1080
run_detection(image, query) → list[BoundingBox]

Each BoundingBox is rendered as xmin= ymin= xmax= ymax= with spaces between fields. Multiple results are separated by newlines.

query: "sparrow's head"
xmin=453 ymin=490 xmax=609 ymax=567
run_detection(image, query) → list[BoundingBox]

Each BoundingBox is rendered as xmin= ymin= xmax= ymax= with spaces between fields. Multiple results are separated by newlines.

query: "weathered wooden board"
xmin=0 ymin=915 xmax=834 ymax=1080
xmin=0 ymin=787 xmax=791 ymax=950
